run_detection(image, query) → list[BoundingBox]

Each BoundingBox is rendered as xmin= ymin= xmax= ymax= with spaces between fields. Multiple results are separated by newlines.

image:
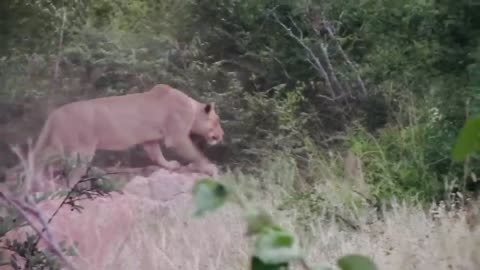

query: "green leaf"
xmin=192 ymin=179 xmax=229 ymax=217
xmin=337 ymin=254 xmax=377 ymax=270
xmin=254 ymin=228 xmax=302 ymax=265
xmin=251 ymin=256 xmax=289 ymax=270
xmin=452 ymin=116 xmax=480 ymax=161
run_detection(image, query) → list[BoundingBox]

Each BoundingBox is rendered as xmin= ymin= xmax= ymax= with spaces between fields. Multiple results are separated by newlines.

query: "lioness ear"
xmin=204 ymin=103 xmax=212 ymax=114
xmin=204 ymin=103 xmax=215 ymax=114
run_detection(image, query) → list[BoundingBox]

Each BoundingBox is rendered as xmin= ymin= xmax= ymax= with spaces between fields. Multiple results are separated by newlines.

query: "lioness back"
xmin=43 ymin=84 xmax=195 ymax=152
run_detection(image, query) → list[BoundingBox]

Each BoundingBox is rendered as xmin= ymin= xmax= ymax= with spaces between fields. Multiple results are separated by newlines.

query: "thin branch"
xmin=317 ymin=41 xmax=345 ymax=96
xmin=2 ymin=150 xmax=126 ymax=268
xmin=10 ymin=142 xmax=35 ymax=196
xmin=321 ymin=19 xmax=367 ymax=96
xmin=288 ymin=15 xmax=345 ymax=97
xmin=272 ymin=55 xmax=291 ymax=80
xmin=288 ymin=16 xmax=304 ymax=40
xmin=52 ymin=6 xmax=67 ymax=92
xmin=316 ymin=93 xmax=347 ymax=102
xmin=0 ymin=191 xmax=78 ymax=270
xmin=271 ymin=13 xmax=336 ymax=98
xmin=305 ymin=58 xmax=331 ymax=84
xmin=31 ymin=183 xmax=81 ymax=249
xmin=33 ymin=168 xmax=130 ymax=243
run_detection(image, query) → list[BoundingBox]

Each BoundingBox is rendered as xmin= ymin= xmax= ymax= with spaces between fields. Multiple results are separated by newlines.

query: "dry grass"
xmin=103 ymin=158 xmax=480 ymax=270
xmin=303 ymin=202 xmax=480 ymax=270
xmin=227 ymin=161 xmax=480 ymax=270
xmin=2 ymin=156 xmax=479 ymax=270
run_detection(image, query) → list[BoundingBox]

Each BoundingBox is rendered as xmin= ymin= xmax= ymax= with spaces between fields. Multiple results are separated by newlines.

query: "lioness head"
xmin=194 ymin=102 xmax=224 ymax=146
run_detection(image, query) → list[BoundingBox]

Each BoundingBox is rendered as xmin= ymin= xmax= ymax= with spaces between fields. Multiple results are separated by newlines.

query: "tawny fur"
xmin=30 ymin=84 xmax=224 ymax=184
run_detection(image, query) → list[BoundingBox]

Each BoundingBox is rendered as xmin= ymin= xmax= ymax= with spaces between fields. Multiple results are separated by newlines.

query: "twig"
xmin=321 ymin=19 xmax=367 ymax=96
xmin=52 ymin=6 xmax=67 ymax=89
xmin=317 ymin=41 xmax=345 ymax=96
xmin=4 ymin=150 xmax=126 ymax=267
xmin=10 ymin=141 xmax=36 ymax=196
xmin=0 ymin=191 xmax=78 ymax=270
xmin=30 ymin=185 xmax=79 ymax=249
xmin=288 ymin=15 xmax=345 ymax=96
xmin=272 ymin=55 xmax=292 ymax=80
xmin=32 ymin=168 xmax=129 ymax=248
xmin=271 ymin=13 xmax=337 ymax=99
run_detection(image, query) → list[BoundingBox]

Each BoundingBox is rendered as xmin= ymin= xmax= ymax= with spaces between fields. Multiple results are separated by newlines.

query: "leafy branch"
xmin=0 ymin=159 xmax=125 ymax=270
xmin=0 ymin=190 xmax=78 ymax=270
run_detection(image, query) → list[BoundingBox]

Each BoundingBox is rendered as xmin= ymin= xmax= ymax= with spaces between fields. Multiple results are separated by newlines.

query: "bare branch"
xmin=288 ymin=16 xmax=344 ymax=95
xmin=3 ymin=141 xmax=81 ymax=269
xmin=322 ymin=19 xmax=367 ymax=96
xmin=52 ymin=6 xmax=67 ymax=93
xmin=0 ymin=191 xmax=78 ymax=270
xmin=271 ymin=13 xmax=337 ymax=98
xmin=288 ymin=16 xmax=303 ymax=40
xmin=273 ymin=56 xmax=292 ymax=80
xmin=317 ymin=42 xmax=346 ymax=96
xmin=10 ymin=140 xmax=36 ymax=197
xmin=316 ymin=93 xmax=347 ymax=102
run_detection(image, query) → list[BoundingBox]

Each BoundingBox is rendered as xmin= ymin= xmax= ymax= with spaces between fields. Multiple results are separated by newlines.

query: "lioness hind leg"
xmin=142 ymin=141 xmax=181 ymax=171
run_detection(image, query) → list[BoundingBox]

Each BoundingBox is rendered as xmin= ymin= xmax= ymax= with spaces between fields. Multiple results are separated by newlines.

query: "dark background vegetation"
xmin=1 ymin=0 xmax=480 ymax=203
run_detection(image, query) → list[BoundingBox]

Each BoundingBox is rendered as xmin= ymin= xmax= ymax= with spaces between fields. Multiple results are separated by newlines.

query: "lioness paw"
xmin=205 ymin=164 xmax=219 ymax=177
xmin=187 ymin=162 xmax=219 ymax=177
xmin=163 ymin=160 xmax=181 ymax=171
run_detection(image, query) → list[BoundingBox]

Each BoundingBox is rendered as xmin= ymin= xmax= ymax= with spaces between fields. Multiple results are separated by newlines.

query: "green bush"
xmin=348 ymin=124 xmax=443 ymax=202
xmin=1 ymin=0 xmax=480 ymax=202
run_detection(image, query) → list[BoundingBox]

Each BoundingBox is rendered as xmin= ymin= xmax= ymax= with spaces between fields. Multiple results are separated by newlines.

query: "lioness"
xmin=29 ymin=84 xmax=224 ymax=185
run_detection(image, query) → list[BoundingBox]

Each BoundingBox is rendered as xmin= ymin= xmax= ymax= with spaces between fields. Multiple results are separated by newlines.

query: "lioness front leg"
xmin=168 ymin=136 xmax=218 ymax=177
xmin=142 ymin=141 xmax=181 ymax=171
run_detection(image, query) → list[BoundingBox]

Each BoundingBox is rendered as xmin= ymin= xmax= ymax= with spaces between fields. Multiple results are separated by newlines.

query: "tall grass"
xmin=2 ymin=149 xmax=478 ymax=269
xmin=107 ymin=155 xmax=480 ymax=270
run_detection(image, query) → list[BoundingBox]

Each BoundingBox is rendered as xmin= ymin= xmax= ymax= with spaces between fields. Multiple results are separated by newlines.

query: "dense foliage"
xmin=1 ymin=0 xmax=480 ymax=202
